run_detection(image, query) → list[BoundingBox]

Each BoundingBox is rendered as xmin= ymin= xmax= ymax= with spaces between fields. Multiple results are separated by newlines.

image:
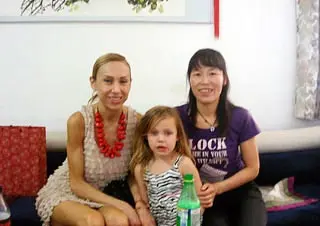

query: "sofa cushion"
xmin=256 ymin=148 xmax=320 ymax=186
xmin=10 ymin=196 xmax=41 ymax=226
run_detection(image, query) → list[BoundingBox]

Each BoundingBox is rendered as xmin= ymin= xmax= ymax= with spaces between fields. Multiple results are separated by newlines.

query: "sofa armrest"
xmin=256 ymin=126 xmax=320 ymax=153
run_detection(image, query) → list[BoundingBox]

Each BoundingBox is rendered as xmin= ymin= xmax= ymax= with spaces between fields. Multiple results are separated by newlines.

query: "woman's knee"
xmin=78 ymin=211 xmax=105 ymax=226
xmin=99 ymin=206 xmax=129 ymax=226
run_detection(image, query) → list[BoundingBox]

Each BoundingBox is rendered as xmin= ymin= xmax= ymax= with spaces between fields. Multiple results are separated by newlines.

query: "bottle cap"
xmin=184 ymin=174 xmax=194 ymax=182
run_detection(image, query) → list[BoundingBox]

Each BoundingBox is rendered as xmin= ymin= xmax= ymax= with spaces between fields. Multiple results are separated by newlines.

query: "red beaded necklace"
xmin=94 ymin=109 xmax=126 ymax=158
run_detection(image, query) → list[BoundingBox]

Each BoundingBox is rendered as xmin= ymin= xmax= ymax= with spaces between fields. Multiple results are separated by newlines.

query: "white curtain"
xmin=295 ymin=0 xmax=320 ymax=120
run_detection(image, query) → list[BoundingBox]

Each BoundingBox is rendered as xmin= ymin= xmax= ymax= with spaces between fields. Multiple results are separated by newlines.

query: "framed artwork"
xmin=0 ymin=0 xmax=213 ymax=24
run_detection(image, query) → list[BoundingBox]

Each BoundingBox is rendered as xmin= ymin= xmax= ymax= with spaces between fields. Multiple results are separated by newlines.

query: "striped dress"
xmin=144 ymin=155 xmax=184 ymax=226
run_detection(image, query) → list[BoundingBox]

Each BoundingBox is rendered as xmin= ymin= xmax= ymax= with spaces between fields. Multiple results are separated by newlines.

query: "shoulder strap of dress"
xmin=80 ymin=104 xmax=93 ymax=138
xmin=173 ymin=154 xmax=183 ymax=167
xmin=126 ymin=106 xmax=137 ymax=126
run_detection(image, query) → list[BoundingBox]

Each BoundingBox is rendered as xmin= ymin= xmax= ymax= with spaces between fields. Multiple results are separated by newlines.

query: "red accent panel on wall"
xmin=214 ymin=0 xmax=220 ymax=38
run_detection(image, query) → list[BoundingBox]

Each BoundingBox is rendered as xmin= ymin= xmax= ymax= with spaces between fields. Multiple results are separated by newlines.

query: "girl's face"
xmin=189 ymin=65 xmax=225 ymax=105
xmin=91 ymin=61 xmax=131 ymax=111
xmin=147 ymin=117 xmax=178 ymax=158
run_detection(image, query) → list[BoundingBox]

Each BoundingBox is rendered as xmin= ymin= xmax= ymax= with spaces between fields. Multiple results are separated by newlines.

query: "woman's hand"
xmin=136 ymin=207 xmax=156 ymax=226
xmin=198 ymin=182 xmax=222 ymax=208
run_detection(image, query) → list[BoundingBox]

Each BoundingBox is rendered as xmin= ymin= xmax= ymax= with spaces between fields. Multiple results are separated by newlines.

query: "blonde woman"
xmin=36 ymin=53 xmax=151 ymax=226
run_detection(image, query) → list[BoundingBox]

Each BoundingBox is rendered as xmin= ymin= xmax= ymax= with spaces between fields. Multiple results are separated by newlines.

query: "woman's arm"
xmin=67 ymin=112 xmax=126 ymax=207
xmin=198 ymin=136 xmax=259 ymax=208
xmin=206 ymin=136 xmax=260 ymax=195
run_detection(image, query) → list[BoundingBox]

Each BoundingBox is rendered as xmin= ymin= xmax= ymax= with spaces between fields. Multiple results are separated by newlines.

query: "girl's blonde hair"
xmin=129 ymin=105 xmax=194 ymax=173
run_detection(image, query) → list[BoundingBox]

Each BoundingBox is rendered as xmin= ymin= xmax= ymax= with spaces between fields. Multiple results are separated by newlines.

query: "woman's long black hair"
xmin=187 ymin=48 xmax=235 ymax=136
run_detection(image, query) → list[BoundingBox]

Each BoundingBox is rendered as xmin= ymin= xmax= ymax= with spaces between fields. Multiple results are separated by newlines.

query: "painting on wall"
xmin=0 ymin=0 xmax=213 ymax=24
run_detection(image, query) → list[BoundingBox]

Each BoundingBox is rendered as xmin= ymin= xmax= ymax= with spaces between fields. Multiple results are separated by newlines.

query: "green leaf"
xmin=135 ymin=5 xmax=142 ymax=13
xmin=158 ymin=4 xmax=164 ymax=13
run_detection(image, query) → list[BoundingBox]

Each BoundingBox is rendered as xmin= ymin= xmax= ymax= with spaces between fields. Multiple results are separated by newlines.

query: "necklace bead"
xmin=94 ymin=109 xmax=126 ymax=158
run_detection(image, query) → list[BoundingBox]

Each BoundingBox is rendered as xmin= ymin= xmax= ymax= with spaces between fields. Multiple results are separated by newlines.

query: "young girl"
xmin=130 ymin=106 xmax=203 ymax=226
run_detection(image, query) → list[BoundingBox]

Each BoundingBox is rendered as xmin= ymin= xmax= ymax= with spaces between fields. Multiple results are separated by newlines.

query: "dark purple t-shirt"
xmin=176 ymin=104 xmax=260 ymax=182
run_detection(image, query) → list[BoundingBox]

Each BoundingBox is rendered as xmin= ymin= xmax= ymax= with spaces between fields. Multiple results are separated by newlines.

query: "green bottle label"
xmin=176 ymin=207 xmax=201 ymax=226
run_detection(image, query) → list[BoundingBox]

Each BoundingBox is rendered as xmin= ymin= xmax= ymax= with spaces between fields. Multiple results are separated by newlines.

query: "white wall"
xmin=1 ymin=0 xmax=320 ymax=132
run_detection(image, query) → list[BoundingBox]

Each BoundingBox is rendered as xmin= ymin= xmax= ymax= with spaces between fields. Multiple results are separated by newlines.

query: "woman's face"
xmin=91 ymin=61 xmax=131 ymax=111
xmin=189 ymin=65 xmax=225 ymax=105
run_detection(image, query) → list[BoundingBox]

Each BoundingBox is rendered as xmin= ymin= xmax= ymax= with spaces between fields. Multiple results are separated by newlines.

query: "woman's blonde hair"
xmin=88 ymin=53 xmax=131 ymax=103
xmin=129 ymin=105 xmax=194 ymax=173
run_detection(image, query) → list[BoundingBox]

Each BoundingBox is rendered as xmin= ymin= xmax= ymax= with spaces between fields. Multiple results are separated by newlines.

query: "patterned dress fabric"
xmin=35 ymin=105 xmax=137 ymax=226
xmin=144 ymin=155 xmax=184 ymax=226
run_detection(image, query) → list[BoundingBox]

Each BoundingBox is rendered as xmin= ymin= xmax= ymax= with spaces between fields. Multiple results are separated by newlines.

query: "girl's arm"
xmin=134 ymin=164 xmax=156 ymax=226
xmin=133 ymin=164 xmax=150 ymax=207
xmin=128 ymin=174 xmax=142 ymax=204
xmin=130 ymin=112 xmax=150 ymax=208
xmin=179 ymin=156 xmax=204 ymax=213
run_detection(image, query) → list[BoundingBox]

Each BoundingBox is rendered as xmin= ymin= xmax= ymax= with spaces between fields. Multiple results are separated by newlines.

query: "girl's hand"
xmin=198 ymin=183 xmax=220 ymax=208
xmin=117 ymin=201 xmax=142 ymax=226
xmin=136 ymin=207 xmax=156 ymax=226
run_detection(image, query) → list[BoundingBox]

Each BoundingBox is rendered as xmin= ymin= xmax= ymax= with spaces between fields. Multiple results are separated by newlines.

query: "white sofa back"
xmin=46 ymin=126 xmax=320 ymax=153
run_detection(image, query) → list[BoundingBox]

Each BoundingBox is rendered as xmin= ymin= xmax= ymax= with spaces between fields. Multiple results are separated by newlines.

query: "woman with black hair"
xmin=176 ymin=48 xmax=267 ymax=226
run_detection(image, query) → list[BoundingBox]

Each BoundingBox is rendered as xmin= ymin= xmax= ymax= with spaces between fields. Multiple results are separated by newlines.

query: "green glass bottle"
xmin=176 ymin=174 xmax=201 ymax=226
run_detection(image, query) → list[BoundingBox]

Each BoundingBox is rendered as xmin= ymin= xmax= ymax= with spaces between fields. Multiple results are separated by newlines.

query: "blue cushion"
xmin=256 ymin=148 xmax=320 ymax=186
xmin=9 ymin=196 xmax=41 ymax=226
xmin=257 ymin=148 xmax=320 ymax=226
xmin=267 ymin=202 xmax=320 ymax=226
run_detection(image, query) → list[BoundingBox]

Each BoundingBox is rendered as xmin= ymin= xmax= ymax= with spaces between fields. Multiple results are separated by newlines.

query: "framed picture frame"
xmin=0 ymin=0 xmax=213 ymax=24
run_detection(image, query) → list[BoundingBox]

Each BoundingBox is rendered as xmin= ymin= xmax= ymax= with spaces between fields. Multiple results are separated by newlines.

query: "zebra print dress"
xmin=144 ymin=155 xmax=184 ymax=226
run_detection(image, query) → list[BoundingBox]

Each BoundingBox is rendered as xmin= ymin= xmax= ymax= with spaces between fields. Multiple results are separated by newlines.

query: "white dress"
xmin=35 ymin=105 xmax=138 ymax=226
